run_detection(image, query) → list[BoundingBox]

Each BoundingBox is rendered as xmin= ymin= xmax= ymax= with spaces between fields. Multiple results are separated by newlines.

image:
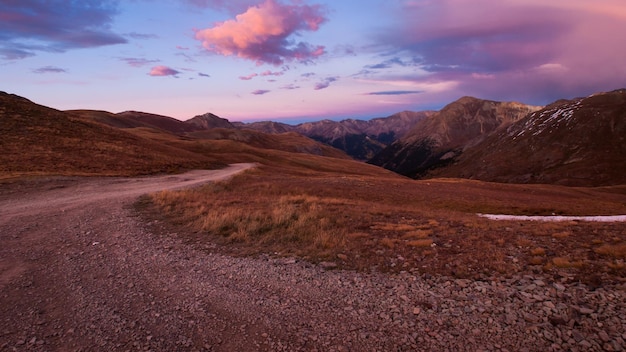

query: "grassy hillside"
xmin=1 ymin=93 xmax=352 ymax=178
xmin=142 ymin=163 xmax=626 ymax=284
xmin=0 ymin=92 xmax=223 ymax=178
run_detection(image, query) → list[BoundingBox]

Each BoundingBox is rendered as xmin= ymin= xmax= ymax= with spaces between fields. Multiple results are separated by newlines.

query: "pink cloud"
xmin=120 ymin=57 xmax=159 ymax=67
xmin=149 ymin=65 xmax=180 ymax=77
xmin=260 ymin=70 xmax=284 ymax=76
xmin=239 ymin=73 xmax=258 ymax=80
xmin=194 ymin=0 xmax=327 ymax=65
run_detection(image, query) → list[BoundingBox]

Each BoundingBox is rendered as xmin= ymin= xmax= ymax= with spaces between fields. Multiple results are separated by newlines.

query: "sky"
xmin=1 ymin=0 xmax=625 ymax=123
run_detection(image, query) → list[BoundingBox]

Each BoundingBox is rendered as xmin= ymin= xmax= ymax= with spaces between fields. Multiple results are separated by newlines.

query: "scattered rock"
xmin=319 ymin=261 xmax=338 ymax=270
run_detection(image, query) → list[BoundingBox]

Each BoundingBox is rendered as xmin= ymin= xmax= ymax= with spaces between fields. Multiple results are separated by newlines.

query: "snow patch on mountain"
xmin=511 ymin=100 xmax=583 ymax=139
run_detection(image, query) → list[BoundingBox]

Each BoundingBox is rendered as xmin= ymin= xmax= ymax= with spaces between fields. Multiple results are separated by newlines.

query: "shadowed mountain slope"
xmin=430 ymin=89 xmax=626 ymax=186
xmin=240 ymin=111 xmax=433 ymax=160
xmin=186 ymin=129 xmax=350 ymax=159
xmin=368 ymin=97 xmax=540 ymax=177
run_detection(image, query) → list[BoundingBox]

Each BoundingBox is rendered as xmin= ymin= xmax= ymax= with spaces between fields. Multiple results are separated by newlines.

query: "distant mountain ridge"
xmin=238 ymin=111 xmax=434 ymax=160
xmin=68 ymin=104 xmax=348 ymax=160
xmin=368 ymin=97 xmax=541 ymax=177
xmin=74 ymin=106 xmax=434 ymax=161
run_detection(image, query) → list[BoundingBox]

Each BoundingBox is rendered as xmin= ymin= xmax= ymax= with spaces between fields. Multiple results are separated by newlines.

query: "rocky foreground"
xmin=0 ymin=169 xmax=624 ymax=351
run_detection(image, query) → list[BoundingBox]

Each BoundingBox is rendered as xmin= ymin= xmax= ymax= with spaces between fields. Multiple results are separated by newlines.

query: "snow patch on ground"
xmin=477 ymin=214 xmax=626 ymax=222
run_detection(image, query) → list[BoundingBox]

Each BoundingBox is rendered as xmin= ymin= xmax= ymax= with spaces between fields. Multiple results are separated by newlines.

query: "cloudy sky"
xmin=2 ymin=0 xmax=625 ymax=122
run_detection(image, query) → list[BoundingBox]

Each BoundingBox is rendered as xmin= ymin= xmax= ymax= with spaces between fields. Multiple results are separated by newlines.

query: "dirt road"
xmin=1 ymin=164 xmax=624 ymax=351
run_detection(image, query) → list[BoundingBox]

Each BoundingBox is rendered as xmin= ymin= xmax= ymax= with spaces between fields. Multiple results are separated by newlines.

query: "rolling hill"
xmin=0 ymin=92 xmax=221 ymax=177
xmin=0 ymin=91 xmax=360 ymax=178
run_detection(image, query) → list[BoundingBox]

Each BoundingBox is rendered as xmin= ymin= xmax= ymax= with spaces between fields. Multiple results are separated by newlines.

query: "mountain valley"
xmin=1 ymin=89 xmax=625 ymax=351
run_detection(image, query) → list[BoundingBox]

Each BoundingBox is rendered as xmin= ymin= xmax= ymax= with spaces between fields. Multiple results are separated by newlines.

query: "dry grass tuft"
xmin=380 ymin=237 xmax=396 ymax=249
xmin=530 ymin=247 xmax=546 ymax=256
xmin=552 ymin=231 xmax=572 ymax=239
xmin=594 ymin=243 xmax=626 ymax=258
xmin=551 ymin=257 xmax=585 ymax=269
xmin=402 ymin=229 xmax=432 ymax=239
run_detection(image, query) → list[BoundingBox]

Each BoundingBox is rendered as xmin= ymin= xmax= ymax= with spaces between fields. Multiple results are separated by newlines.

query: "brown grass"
xmin=551 ymin=257 xmax=585 ymax=269
xmin=552 ymin=231 xmax=572 ymax=239
xmin=149 ymin=179 xmax=348 ymax=259
xmin=530 ymin=247 xmax=546 ymax=256
xmin=594 ymin=243 xmax=626 ymax=258
xmin=139 ymin=164 xmax=626 ymax=284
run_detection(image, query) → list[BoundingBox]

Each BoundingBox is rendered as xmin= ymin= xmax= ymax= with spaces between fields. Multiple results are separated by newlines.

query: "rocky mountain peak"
xmin=186 ymin=113 xmax=235 ymax=130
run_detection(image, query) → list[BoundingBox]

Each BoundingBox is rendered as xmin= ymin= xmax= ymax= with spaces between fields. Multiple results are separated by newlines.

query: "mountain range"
xmin=236 ymin=111 xmax=433 ymax=160
xmin=368 ymin=97 xmax=540 ymax=177
xmin=2 ymin=88 xmax=625 ymax=186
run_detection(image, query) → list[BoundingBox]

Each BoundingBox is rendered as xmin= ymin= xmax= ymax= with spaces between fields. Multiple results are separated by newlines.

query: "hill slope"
xmin=1 ymin=91 xmax=359 ymax=178
xmin=368 ymin=97 xmax=539 ymax=177
xmin=431 ymin=89 xmax=626 ymax=186
xmin=0 ymin=92 xmax=220 ymax=177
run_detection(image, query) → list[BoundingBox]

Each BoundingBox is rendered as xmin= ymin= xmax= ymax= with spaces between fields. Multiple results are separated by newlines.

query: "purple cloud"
xmin=0 ymin=0 xmax=126 ymax=60
xmin=32 ymin=66 xmax=67 ymax=74
xmin=252 ymin=89 xmax=271 ymax=95
xmin=260 ymin=70 xmax=284 ymax=77
xmin=365 ymin=57 xmax=410 ymax=70
xmin=185 ymin=0 xmax=260 ymax=14
xmin=374 ymin=0 xmax=626 ymax=105
xmin=149 ymin=66 xmax=180 ymax=77
xmin=280 ymin=84 xmax=300 ymax=90
xmin=194 ymin=0 xmax=327 ymax=65
xmin=314 ymin=76 xmax=339 ymax=90
xmin=120 ymin=57 xmax=159 ymax=67
xmin=365 ymin=90 xmax=423 ymax=96
xmin=239 ymin=73 xmax=258 ymax=81
xmin=198 ymin=72 xmax=211 ymax=78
